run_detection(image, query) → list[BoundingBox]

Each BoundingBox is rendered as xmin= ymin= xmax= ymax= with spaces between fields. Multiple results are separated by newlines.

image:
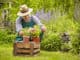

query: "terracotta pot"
xmin=23 ymin=36 xmax=30 ymax=43
xmin=32 ymin=37 xmax=40 ymax=44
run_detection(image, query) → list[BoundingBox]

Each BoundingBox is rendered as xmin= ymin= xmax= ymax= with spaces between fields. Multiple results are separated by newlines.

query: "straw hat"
xmin=17 ymin=4 xmax=33 ymax=16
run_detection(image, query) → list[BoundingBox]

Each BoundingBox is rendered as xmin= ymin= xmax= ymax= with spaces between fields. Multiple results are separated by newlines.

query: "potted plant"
xmin=22 ymin=26 xmax=41 ymax=43
xmin=29 ymin=26 xmax=41 ymax=43
xmin=22 ymin=28 xmax=30 ymax=43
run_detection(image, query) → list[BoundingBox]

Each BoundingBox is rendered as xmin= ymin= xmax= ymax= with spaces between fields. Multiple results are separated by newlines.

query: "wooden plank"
xmin=33 ymin=51 xmax=40 ymax=55
xmin=15 ymin=42 xmax=40 ymax=49
xmin=16 ymin=49 xmax=30 ymax=53
xmin=15 ymin=42 xmax=30 ymax=48
xmin=13 ymin=42 xmax=18 ymax=56
xmin=30 ymin=42 xmax=34 ymax=55
xmin=16 ymin=42 xmax=24 ymax=48
xmin=34 ymin=43 xmax=40 ymax=48
xmin=16 ymin=53 xmax=30 ymax=56
xmin=33 ymin=48 xmax=40 ymax=53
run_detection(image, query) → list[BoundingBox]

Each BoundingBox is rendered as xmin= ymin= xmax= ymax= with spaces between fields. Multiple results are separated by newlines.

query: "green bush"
xmin=61 ymin=43 xmax=71 ymax=52
xmin=41 ymin=33 xmax=62 ymax=51
xmin=71 ymin=36 xmax=80 ymax=54
xmin=41 ymin=16 xmax=79 ymax=53
xmin=0 ymin=30 xmax=16 ymax=44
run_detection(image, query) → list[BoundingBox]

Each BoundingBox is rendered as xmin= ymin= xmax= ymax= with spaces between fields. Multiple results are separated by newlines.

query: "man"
xmin=16 ymin=4 xmax=46 ymax=41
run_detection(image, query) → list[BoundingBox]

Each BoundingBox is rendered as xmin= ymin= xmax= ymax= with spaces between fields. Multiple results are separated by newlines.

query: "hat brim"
xmin=17 ymin=8 xmax=33 ymax=16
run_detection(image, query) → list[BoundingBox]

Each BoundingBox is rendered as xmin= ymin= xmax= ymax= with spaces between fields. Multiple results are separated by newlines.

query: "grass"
xmin=0 ymin=45 xmax=80 ymax=60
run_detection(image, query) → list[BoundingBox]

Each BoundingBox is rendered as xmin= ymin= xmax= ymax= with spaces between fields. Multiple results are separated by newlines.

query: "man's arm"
xmin=32 ymin=15 xmax=43 ymax=27
xmin=16 ymin=17 xmax=22 ymax=32
xmin=32 ymin=15 xmax=46 ymax=32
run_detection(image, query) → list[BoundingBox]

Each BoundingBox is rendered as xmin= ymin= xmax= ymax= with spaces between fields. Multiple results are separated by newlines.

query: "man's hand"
xmin=19 ymin=31 xmax=24 ymax=36
xmin=41 ymin=25 xmax=46 ymax=32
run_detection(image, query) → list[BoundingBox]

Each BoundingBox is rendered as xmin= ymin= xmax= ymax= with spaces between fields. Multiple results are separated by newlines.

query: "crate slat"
xmin=16 ymin=42 xmax=31 ymax=48
xmin=16 ymin=49 xmax=30 ymax=53
xmin=33 ymin=48 xmax=40 ymax=53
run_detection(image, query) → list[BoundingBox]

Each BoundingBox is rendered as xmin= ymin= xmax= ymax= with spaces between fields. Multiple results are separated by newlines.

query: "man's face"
xmin=22 ymin=15 xmax=30 ymax=21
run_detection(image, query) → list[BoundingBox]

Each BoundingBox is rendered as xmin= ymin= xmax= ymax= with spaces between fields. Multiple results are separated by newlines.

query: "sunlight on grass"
xmin=0 ymin=46 xmax=80 ymax=60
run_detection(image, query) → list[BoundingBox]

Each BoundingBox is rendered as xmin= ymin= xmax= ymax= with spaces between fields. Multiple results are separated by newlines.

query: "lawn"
xmin=0 ymin=45 xmax=80 ymax=60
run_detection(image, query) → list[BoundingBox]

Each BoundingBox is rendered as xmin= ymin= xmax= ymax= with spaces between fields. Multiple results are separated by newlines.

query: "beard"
xmin=24 ymin=18 xmax=30 ymax=22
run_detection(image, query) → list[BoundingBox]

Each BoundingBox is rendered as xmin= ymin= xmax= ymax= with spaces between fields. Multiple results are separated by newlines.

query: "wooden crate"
xmin=13 ymin=36 xmax=40 ymax=56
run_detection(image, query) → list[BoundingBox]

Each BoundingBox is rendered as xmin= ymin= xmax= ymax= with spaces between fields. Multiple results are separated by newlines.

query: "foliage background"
xmin=0 ymin=0 xmax=80 ymax=54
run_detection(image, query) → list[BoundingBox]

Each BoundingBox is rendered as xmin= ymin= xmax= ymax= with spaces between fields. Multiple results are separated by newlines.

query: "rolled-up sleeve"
xmin=16 ymin=17 xmax=22 ymax=32
xmin=32 ymin=15 xmax=43 ymax=27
